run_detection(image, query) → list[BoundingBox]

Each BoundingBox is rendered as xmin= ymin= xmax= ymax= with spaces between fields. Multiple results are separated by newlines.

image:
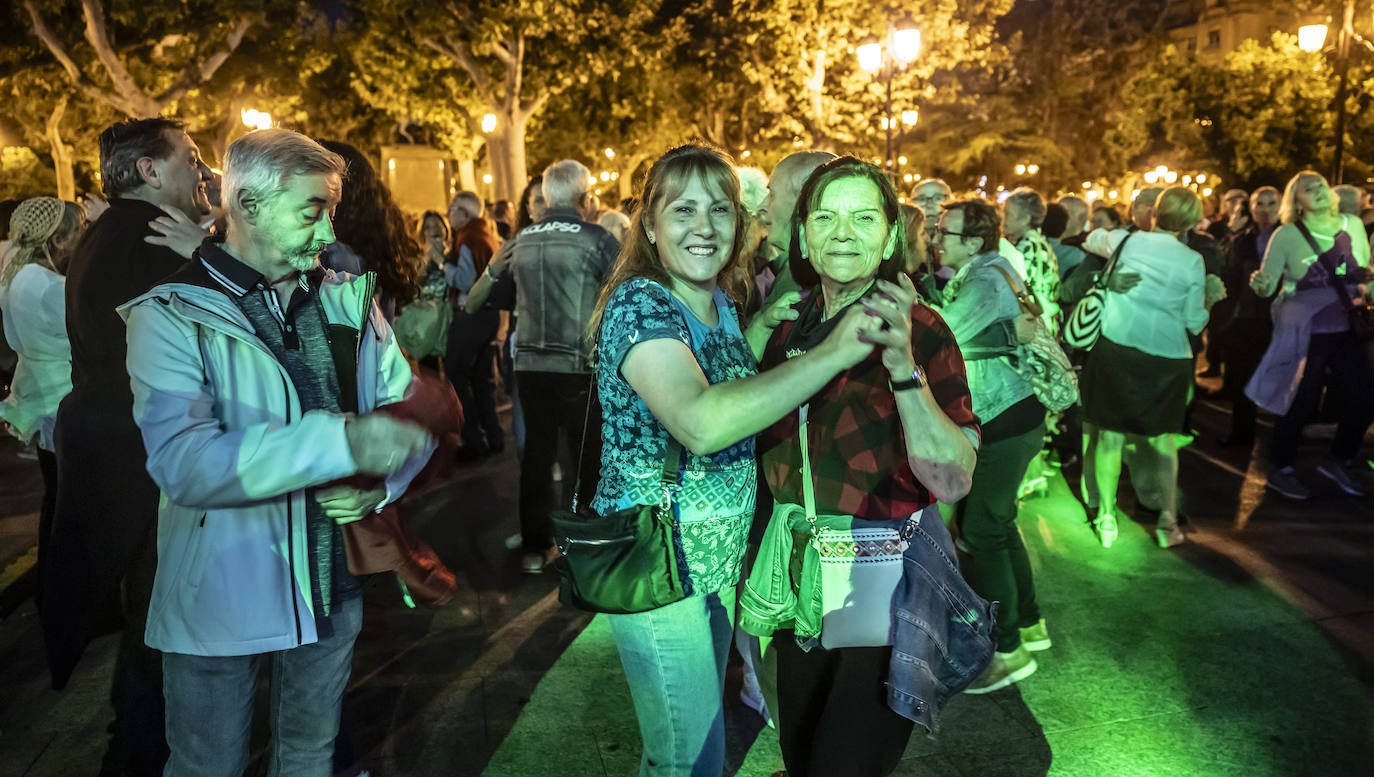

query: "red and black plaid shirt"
xmin=759 ymin=290 xmax=980 ymax=521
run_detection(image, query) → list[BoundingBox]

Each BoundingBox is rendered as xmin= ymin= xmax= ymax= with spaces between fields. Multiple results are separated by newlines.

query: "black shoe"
xmin=455 ymin=446 xmax=489 ymax=463
xmin=1196 ymin=386 xmax=1234 ymax=400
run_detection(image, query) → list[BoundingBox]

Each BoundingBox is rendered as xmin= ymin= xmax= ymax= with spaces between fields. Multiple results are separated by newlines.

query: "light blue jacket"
xmin=119 ymin=265 xmax=430 ymax=656
xmin=937 ymin=252 xmax=1035 ymax=422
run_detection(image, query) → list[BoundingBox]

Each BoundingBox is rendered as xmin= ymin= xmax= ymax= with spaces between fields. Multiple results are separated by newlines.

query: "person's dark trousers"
xmin=445 ymin=307 xmax=504 ymax=453
xmin=775 ymin=632 xmax=915 ymax=777
xmin=106 ymin=521 xmax=167 ymax=776
xmin=46 ymin=392 xmax=167 ymax=775
xmin=1270 ymin=331 xmax=1374 ymax=469
xmin=1202 ymin=304 xmax=1232 ymax=374
xmin=1048 ymin=404 xmax=1083 ymax=468
xmin=516 ymin=370 xmax=602 ymax=553
xmin=35 ymin=447 xmax=57 ymax=611
xmin=959 ymin=423 xmax=1046 ymax=654
xmin=1220 ymin=318 xmax=1272 ymax=444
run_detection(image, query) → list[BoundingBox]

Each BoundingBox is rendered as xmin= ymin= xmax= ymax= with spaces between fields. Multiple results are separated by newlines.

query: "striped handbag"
xmin=1063 ymin=233 xmax=1131 ymax=350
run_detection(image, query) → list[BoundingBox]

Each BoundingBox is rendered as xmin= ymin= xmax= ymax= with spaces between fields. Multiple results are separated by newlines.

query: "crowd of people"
xmin=1 ymin=116 xmax=1371 ymax=777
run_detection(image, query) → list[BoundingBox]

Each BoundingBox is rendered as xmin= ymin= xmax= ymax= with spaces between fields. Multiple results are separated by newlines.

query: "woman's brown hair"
xmin=585 ymin=145 xmax=748 ymax=353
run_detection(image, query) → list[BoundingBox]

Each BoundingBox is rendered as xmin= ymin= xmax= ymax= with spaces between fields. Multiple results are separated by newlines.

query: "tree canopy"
xmin=1112 ymin=33 xmax=1338 ymax=188
xmin=3 ymin=0 xmax=1368 ymax=206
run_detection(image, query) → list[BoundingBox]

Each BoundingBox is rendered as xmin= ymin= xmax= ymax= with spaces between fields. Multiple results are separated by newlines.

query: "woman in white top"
xmin=1081 ymin=187 xmax=1214 ymax=549
xmin=1246 ymin=171 xmax=1373 ymax=500
xmin=0 ymin=196 xmax=87 ymax=609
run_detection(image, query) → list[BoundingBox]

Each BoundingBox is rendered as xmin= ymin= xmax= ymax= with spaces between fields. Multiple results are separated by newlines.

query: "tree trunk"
xmin=486 ymin=128 xmax=512 ymax=203
xmin=618 ymin=152 xmax=651 ymax=202
xmin=45 ymin=95 xmax=74 ymax=201
xmin=486 ymin=110 xmax=529 ymax=203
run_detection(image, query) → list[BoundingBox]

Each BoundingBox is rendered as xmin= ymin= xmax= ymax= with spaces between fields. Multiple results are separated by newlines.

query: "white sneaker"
xmin=1156 ymin=514 xmax=1185 ymax=548
xmin=521 ymin=552 xmax=546 ymax=574
xmin=964 ymin=645 xmax=1037 ymax=695
xmin=504 ymin=533 xmax=522 ymax=550
xmin=1094 ymin=511 xmax=1119 ymax=549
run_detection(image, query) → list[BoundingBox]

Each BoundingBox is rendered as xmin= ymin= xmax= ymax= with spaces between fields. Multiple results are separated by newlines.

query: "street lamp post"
xmin=1299 ymin=8 xmax=1372 ymax=183
xmin=1334 ymin=2 xmax=1355 ymax=184
xmin=857 ymin=19 xmax=920 ymax=172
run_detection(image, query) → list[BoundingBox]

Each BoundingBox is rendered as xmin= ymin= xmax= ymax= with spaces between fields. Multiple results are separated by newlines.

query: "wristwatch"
xmin=891 ymin=366 xmax=927 ymax=392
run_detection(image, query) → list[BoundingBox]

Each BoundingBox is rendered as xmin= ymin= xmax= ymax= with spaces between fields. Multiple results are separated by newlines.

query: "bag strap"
xmin=989 ymin=264 xmax=1043 ymax=317
xmin=566 ymin=388 xmax=682 ymax=512
xmin=1099 ymin=231 xmax=1132 ymax=286
xmin=1294 ymin=220 xmax=1358 ymax=313
xmin=797 ymin=403 xmax=918 ymax=540
xmin=799 ymin=404 xmax=817 ymax=534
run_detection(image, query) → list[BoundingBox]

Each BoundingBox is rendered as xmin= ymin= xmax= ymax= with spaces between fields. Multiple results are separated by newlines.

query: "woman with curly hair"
xmin=317 ymin=140 xmax=424 ymax=320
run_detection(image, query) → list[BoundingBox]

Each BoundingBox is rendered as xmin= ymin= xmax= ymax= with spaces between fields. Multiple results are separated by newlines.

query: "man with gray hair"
xmin=121 ymin=127 xmax=432 ymax=775
xmin=914 ymin=178 xmax=955 ymax=282
xmin=1215 ymin=185 xmax=1281 ymax=447
xmin=1207 ymin=188 xmax=1249 ymax=243
xmin=467 ymin=158 xmax=618 ymax=573
xmin=445 ymin=189 xmax=507 ymax=459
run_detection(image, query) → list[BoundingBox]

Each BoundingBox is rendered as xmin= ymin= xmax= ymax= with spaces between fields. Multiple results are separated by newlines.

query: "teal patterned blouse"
xmin=592 ymin=278 xmax=758 ymax=596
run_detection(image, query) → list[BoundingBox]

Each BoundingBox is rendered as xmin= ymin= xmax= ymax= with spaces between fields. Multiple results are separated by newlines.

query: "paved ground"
xmin=1 ymin=397 xmax=1372 ymax=776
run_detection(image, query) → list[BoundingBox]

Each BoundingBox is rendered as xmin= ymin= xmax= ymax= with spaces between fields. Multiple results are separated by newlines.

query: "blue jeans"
xmin=608 ymin=586 xmax=736 ymax=777
xmin=161 ymin=596 xmax=363 ymax=777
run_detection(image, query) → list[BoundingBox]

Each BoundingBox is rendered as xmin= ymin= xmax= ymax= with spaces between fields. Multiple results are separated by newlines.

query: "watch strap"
xmin=891 ymin=366 xmax=926 ymax=392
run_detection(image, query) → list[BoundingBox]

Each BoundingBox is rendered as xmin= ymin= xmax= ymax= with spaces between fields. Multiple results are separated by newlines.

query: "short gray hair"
xmin=735 ymin=166 xmax=769 ymax=215
xmin=451 ymin=190 xmax=484 ymax=218
xmin=223 ymin=128 xmax=346 ymax=219
xmin=1057 ymin=194 xmax=1088 ymax=226
xmin=542 ymin=159 xmax=591 ymax=208
xmin=1334 ymin=184 xmax=1362 ymax=216
xmin=1005 ymin=187 xmax=1046 ymax=228
xmin=1134 ymin=187 xmax=1163 ymax=214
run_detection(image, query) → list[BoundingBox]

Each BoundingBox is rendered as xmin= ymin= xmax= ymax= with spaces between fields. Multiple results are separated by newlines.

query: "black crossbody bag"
xmin=1295 ymin=220 xmax=1374 ymax=341
xmin=551 ymin=393 xmax=688 ymax=614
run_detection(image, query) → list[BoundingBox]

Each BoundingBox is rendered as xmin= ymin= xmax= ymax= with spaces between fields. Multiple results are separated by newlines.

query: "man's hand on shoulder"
xmin=145 ymin=204 xmax=209 ymax=259
xmin=487 ymin=238 xmax=517 ymax=276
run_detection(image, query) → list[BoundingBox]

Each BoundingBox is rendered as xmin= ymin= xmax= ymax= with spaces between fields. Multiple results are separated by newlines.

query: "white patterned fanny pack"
xmin=812 ymin=522 xmax=910 ymax=649
xmin=798 ymin=405 xmax=914 ymax=649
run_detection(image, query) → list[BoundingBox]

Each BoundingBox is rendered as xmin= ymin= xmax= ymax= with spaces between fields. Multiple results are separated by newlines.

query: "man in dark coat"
xmin=1216 ymin=186 xmax=1281 ymax=446
xmin=45 ymin=116 xmax=211 ymax=776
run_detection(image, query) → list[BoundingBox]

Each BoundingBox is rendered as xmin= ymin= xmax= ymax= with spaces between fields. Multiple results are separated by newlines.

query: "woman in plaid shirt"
xmin=758 ymin=158 xmax=982 ymax=777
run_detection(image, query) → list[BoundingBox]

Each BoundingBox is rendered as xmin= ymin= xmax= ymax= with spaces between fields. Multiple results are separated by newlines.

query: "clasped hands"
xmin=322 ymin=414 xmax=432 ymax=525
xmin=830 ymin=274 xmax=922 ymax=378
